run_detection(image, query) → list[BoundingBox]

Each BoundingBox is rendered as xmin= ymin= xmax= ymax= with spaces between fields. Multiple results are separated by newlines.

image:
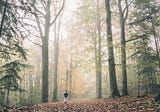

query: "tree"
xmin=27 ymin=0 xmax=65 ymax=103
xmin=132 ymin=35 xmax=158 ymax=94
xmin=52 ymin=1 xmax=64 ymax=101
xmin=117 ymin=0 xmax=131 ymax=96
xmin=128 ymin=0 xmax=160 ymax=94
xmin=105 ymin=0 xmax=120 ymax=97
xmin=0 ymin=0 xmax=28 ymax=60
xmin=75 ymin=0 xmax=105 ymax=98
xmin=0 ymin=61 xmax=28 ymax=106
xmin=95 ymin=0 xmax=102 ymax=98
xmin=0 ymin=0 xmax=29 ymax=106
xmin=129 ymin=0 xmax=160 ymax=70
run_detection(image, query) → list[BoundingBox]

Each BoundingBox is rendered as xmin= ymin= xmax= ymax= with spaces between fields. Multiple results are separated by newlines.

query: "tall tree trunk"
xmin=52 ymin=20 xmax=59 ymax=102
xmin=41 ymin=0 xmax=50 ymax=103
xmin=150 ymin=14 xmax=160 ymax=70
xmin=41 ymin=35 xmax=49 ymax=103
xmin=65 ymin=69 xmax=69 ymax=90
xmin=29 ymin=0 xmax=64 ymax=103
xmin=69 ymin=45 xmax=73 ymax=99
xmin=6 ymin=78 xmax=11 ymax=107
xmin=118 ymin=0 xmax=129 ymax=96
xmin=95 ymin=0 xmax=102 ymax=99
xmin=105 ymin=0 xmax=120 ymax=97
xmin=69 ymin=70 xmax=72 ymax=99
xmin=52 ymin=3 xmax=63 ymax=101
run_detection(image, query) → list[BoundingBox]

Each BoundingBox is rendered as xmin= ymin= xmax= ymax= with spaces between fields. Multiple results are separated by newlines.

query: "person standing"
xmin=64 ymin=90 xmax=68 ymax=103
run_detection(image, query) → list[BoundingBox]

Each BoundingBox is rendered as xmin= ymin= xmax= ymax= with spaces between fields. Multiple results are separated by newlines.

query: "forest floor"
xmin=1 ymin=94 xmax=160 ymax=112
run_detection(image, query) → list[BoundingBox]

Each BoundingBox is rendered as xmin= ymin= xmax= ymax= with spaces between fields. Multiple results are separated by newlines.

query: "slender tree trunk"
xmin=69 ymin=46 xmax=73 ymax=99
xmin=95 ymin=0 xmax=102 ymax=99
xmin=65 ymin=69 xmax=69 ymax=90
xmin=29 ymin=74 xmax=34 ymax=104
xmin=105 ymin=0 xmax=120 ymax=97
xmin=52 ymin=4 xmax=63 ymax=101
xmin=6 ymin=78 xmax=11 ymax=107
xmin=69 ymin=70 xmax=72 ymax=99
xmin=151 ymin=16 xmax=160 ymax=70
xmin=118 ymin=0 xmax=129 ymax=96
xmin=19 ymin=79 xmax=22 ymax=106
xmin=52 ymin=20 xmax=59 ymax=102
xmin=94 ymin=43 xmax=100 ymax=98
xmin=137 ymin=57 xmax=140 ymax=95
xmin=29 ymin=0 xmax=64 ymax=103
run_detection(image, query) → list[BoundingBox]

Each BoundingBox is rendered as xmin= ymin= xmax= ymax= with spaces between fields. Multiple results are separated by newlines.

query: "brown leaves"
xmin=1 ymin=94 xmax=160 ymax=112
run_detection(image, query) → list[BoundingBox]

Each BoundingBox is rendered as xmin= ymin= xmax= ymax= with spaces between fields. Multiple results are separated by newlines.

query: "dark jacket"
xmin=64 ymin=92 xmax=68 ymax=98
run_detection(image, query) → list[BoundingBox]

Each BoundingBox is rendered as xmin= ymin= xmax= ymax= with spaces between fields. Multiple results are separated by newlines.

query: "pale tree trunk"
xmin=105 ymin=0 xmax=120 ymax=97
xmin=69 ymin=70 xmax=72 ymax=99
xmin=52 ymin=2 xmax=64 ymax=101
xmin=150 ymin=12 xmax=160 ymax=70
xmin=96 ymin=0 xmax=102 ymax=99
xmin=65 ymin=69 xmax=69 ymax=90
xmin=52 ymin=23 xmax=58 ymax=101
xmin=69 ymin=45 xmax=73 ymax=99
xmin=52 ymin=16 xmax=60 ymax=102
xmin=118 ymin=0 xmax=129 ymax=96
xmin=29 ymin=74 xmax=34 ymax=104
xmin=36 ymin=62 xmax=41 ymax=103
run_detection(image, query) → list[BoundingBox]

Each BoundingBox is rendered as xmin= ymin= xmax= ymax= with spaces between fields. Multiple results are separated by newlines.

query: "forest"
xmin=0 ymin=0 xmax=160 ymax=111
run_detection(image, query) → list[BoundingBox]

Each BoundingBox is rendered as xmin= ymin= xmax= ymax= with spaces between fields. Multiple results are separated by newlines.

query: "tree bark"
xmin=30 ymin=0 xmax=64 ymax=103
xmin=105 ymin=0 xmax=120 ymax=97
xmin=52 ymin=17 xmax=60 ymax=102
xmin=41 ymin=0 xmax=50 ymax=103
xmin=150 ymin=14 xmax=160 ymax=70
xmin=118 ymin=0 xmax=129 ymax=96
xmin=95 ymin=0 xmax=102 ymax=99
xmin=52 ymin=1 xmax=64 ymax=101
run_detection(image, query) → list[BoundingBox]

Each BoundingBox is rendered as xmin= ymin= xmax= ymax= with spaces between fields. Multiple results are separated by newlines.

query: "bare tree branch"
xmin=125 ymin=33 xmax=147 ymax=43
xmin=123 ymin=0 xmax=134 ymax=13
xmin=26 ymin=37 xmax=42 ymax=47
xmin=50 ymin=0 xmax=65 ymax=26
xmin=123 ymin=0 xmax=129 ymax=22
xmin=29 ymin=0 xmax=46 ymax=17
xmin=35 ymin=13 xmax=44 ymax=39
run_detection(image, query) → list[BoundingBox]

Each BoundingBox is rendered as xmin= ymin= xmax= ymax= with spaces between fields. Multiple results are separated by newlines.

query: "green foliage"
xmin=129 ymin=33 xmax=158 ymax=93
xmin=0 ymin=40 xmax=28 ymax=61
xmin=0 ymin=2 xmax=28 ymax=105
xmin=0 ymin=0 xmax=28 ymax=61
xmin=155 ymin=94 xmax=160 ymax=103
xmin=129 ymin=0 xmax=160 ymax=94
xmin=135 ymin=0 xmax=152 ymax=5
xmin=131 ymin=0 xmax=160 ymax=26
xmin=0 ymin=60 xmax=29 ymax=91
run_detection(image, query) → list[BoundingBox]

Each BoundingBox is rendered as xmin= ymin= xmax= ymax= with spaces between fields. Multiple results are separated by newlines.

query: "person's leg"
xmin=64 ymin=97 xmax=66 ymax=102
xmin=64 ymin=97 xmax=68 ymax=104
